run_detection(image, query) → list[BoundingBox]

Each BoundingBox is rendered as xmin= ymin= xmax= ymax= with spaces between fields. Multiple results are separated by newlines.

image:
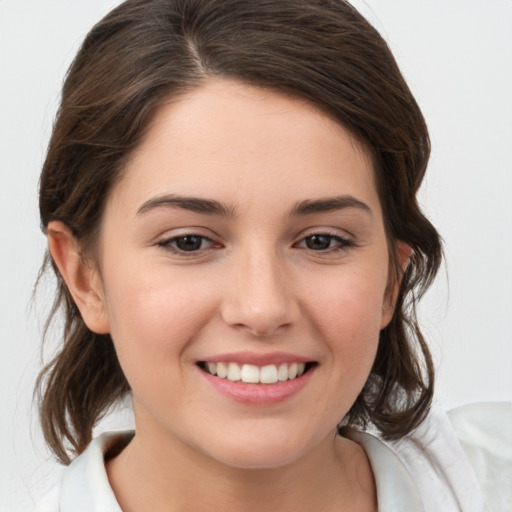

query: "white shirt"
xmin=34 ymin=402 xmax=512 ymax=512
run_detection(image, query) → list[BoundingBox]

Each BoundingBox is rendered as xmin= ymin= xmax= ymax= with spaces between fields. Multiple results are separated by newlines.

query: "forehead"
xmin=110 ymin=79 xmax=380 ymax=218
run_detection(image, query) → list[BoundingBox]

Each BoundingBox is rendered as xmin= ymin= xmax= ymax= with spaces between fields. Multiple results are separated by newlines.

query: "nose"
xmin=220 ymin=248 xmax=299 ymax=337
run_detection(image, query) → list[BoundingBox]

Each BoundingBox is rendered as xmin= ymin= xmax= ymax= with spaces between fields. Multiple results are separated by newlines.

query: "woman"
xmin=34 ymin=0 xmax=510 ymax=510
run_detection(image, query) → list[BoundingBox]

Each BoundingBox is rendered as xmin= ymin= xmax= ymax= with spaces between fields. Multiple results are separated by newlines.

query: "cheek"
xmin=308 ymin=267 xmax=387 ymax=333
xmin=301 ymin=266 xmax=387 ymax=370
xmin=101 ymin=271 xmax=219 ymax=420
xmin=101 ymin=265 xmax=219 ymax=373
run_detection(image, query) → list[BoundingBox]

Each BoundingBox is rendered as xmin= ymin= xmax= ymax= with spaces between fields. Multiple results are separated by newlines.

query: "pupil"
xmin=176 ymin=236 xmax=202 ymax=251
xmin=306 ymin=235 xmax=331 ymax=250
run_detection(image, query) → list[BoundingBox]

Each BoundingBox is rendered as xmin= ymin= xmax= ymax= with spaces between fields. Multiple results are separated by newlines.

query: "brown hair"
xmin=36 ymin=0 xmax=442 ymax=464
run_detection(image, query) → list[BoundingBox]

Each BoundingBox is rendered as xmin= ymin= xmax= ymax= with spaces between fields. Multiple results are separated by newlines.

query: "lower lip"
xmin=198 ymin=366 xmax=315 ymax=405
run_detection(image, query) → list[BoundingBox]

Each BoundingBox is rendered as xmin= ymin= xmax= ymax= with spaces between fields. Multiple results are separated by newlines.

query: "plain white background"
xmin=1 ymin=1 xmax=511 ymax=510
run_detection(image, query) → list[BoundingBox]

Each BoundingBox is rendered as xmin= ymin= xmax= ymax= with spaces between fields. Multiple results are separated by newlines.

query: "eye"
xmin=157 ymin=234 xmax=215 ymax=253
xmin=296 ymin=233 xmax=353 ymax=251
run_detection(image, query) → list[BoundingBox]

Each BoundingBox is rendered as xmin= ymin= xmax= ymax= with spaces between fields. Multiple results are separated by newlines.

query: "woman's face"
xmin=93 ymin=79 xmax=396 ymax=469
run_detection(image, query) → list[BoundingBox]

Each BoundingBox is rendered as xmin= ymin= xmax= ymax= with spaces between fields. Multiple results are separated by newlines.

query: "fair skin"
xmin=49 ymin=79 xmax=409 ymax=512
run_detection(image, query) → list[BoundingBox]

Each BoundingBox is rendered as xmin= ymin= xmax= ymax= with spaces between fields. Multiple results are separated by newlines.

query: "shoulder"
xmin=352 ymin=402 xmax=511 ymax=512
xmin=33 ymin=431 xmax=132 ymax=512
xmin=447 ymin=402 xmax=512 ymax=512
xmin=389 ymin=402 xmax=512 ymax=512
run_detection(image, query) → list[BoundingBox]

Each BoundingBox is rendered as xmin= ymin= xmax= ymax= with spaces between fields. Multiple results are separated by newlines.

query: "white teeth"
xmin=216 ymin=362 xmax=228 ymax=378
xmin=227 ymin=362 xmax=241 ymax=381
xmin=260 ymin=365 xmax=278 ymax=384
xmin=241 ymin=364 xmax=260 ymax=383
xmin=277 ymin=363 xmax=288 ymax=381
xmin=203 ymin=361 xmax=310 ymax=384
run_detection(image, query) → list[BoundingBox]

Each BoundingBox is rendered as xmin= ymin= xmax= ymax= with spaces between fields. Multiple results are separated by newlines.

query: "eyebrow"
xmin=136 ymin=194 xmax=237 ymax=217
xmin=136 ymin=193 xmax=372 ymax=218
xmin=290 ymin=195 xmax=373 ymax=217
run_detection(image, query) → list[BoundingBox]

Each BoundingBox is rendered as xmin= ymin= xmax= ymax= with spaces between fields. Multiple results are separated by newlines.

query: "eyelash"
xmin=156 ymin=234 xmax=217 ymax=255
xmin=294 ymin=233 xmax=355 ymax=253
xmin=156 ymin=232 xmax=354 ymax=256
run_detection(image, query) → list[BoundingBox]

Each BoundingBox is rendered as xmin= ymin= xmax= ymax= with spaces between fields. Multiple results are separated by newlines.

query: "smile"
xmin=198 ymin=361 xmax=310 ymax=384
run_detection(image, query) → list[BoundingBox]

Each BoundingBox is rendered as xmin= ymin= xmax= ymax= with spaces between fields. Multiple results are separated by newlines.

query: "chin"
xmin=199 ymin=428 xmax=320 ymax=470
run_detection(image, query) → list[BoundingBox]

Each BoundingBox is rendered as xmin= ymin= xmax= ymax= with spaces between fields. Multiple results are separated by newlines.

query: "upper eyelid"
xmin=154 ymin=226 xmax=220 ymax=241
xmin=295 ymin=227 xmax=354 ymax=241
xmin=153 ymin=224 xmax=356 ymax=242
xmin=158 ymin=233 xmax=217 ymax=246
xmin=155 ymin=229 xmax=353 ymax=243
xmin=295 ymin=233 xmax=352 ymax=246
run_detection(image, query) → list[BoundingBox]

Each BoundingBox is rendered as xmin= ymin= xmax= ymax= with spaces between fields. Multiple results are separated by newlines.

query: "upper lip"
xmin=198 ymin=351 xmax=314 ymax=366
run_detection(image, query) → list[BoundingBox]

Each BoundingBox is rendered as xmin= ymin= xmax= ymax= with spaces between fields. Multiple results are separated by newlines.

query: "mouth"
xmin=197 ymin=361 xmax=317 ymax=385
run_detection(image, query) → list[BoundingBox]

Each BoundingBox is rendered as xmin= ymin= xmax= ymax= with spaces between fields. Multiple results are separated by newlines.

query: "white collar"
xmin=49 ymin=407 xmax=486 ymax=512
xmin=59 ymin=432 xmax=129 ymax=512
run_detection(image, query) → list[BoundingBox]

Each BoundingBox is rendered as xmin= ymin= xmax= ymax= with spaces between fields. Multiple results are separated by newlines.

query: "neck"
xmin=106 ymin=425 xmax=376 ymax=512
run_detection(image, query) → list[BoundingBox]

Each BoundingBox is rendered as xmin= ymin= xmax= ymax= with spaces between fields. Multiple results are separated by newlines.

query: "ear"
xmin=380 ymin=240 xmax=413 ymax=329
xmin=47 ymin=220 xmax=110 ymax=334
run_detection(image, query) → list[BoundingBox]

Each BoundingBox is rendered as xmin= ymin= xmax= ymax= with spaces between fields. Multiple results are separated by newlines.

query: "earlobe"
xmin=380 ymin=241 xmax=413 ymax=329
xmin=47 ymin=221 xmax=110 ymax=334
